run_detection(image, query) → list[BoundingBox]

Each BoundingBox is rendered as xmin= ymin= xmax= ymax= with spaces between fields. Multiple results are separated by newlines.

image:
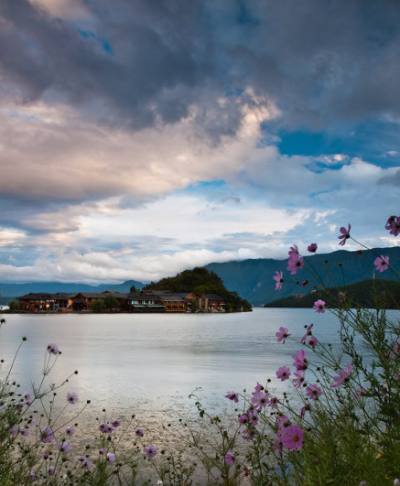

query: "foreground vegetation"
xmin=0 ymin=217 xmax=399 ymax=485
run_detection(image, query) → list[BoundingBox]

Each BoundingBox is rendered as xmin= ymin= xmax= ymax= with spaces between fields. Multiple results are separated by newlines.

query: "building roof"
xmin=200 ymin=294 xmax=225 ymax=301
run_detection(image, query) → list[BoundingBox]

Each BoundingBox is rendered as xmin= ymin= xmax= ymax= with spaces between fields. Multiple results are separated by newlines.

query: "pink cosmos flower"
xmin=288 ymin=244 xmax=299 ymax=257
xmin=78 ymin=456 xmax=92 ymax=470
xmin=338 ymin=224 xmax=351 ymax=246
xmin=21 ymin=427 xmax=30 ymax=437
xmin=66 ymin=392 xmax=78 ymax=404
xmin=374 ymin=255 xmax=389 ymax=272
xmin=144 ymin=444 xmax=157 ymax=458
xmin=307 ymin=336 xmax=318 ymax=347
xmin=254 ymin=382 xmax=263 ymax=392
xmin=292 ymin=349 xmax=308 ymax=371
xmin=306 ymin=384 xmax=322 ymax=399
xmin=111 ymin=419 xmax=121 ymax=428
xmin=66 ymin=426 xmax=75 ymax=437
xmin=135 ymin=428 xmax=144 ymax=437
xmin=107 ymin=452 xmax=116 ymax=466
xmin=273 ymin=271 xmax=284 ymax=291
xmin=241 ymin=429 xmax=259 ymax=442
xmin=225 ymin=391 xmax=239 ymax=403
xmin=276 ymin=366 xmax=291 ymax=382
xmin=57 ymin=441 xmax=72 ymax=454
xmin=313 ymin=300 xmax=326 ymax=313
xmin=269 ymin=396 xmax=279 ymax=409
xmin=251 ymin=391 xmax=269 ymax=410
xmin=300 ymin=323 xmax=313 ymax=343
xmin=300 ymin=402 xmax=311 ymax=418
xmin=385 ymin=215 xmax=400 ymax=236
xmin=48 ymin=466 xmax=55 ymax=476
xmin=276 ymin=415 xmax=291 ymax=434
xmin=47 ymin=343 xmax=60 ymax=355
xmin=307 ymin=243 xmax=318 ymax=253
xmin=248 ymin=410 xmax=259 ymax=426
xmin=276 ymin=327 xmax=291 ymax=344
xmin=331 ymin=363 xmax=353 ymax=388
xmin=287 ymin=255 xmax=304 ymax=275
xmin=40 ymin=426 xmax=55 ymax=443
xmin=281 ymin=424 xmax=304 ymax=451
xmin=225 ymin=452 xmax=235 ymax=466
xmin=394 ymin=479 xmax=399 ymax=485
xmin=238 ymin=414 xmax=249 ymax=425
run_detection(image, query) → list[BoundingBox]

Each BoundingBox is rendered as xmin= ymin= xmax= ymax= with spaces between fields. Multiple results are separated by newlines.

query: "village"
xmin=16 ymin=290 xmax=226 ymax=313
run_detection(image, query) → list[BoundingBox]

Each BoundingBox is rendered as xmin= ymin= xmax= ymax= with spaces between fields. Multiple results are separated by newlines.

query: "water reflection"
xmin=0 ymin=308 xmax=394 ymax=415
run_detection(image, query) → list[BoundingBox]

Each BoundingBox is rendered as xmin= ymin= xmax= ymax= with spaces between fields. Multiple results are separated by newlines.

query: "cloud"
xmin=1 ymin=0 xmax=400 ymax=132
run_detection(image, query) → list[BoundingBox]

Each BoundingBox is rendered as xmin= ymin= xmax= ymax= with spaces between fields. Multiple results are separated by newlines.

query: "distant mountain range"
xmin=0 ymin=280 xmax=143 ymax=303
xmin=206 ymin=247 xmax=400 ymax=305
xmin=1 ymin=247 xmax=399 ymax=306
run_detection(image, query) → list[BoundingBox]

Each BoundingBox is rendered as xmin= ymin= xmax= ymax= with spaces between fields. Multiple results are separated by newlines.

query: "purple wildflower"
xmin=144 ymin=444 xmax=157 ymax=458
xmin=107 ymin=452 xmax=116 ymax=466
xmin=66 ymin=426 xmax=75 ymax=437
xmin=281 ymin=424 xmax=304 ymax=452
xmin=251 ymin=391 xmax=269 ymax=410
xmin=57 ymin=441 xmax=72 ymax=454
xmin=225 ymin=452 xmax=235 ymax=466
xmin=66 ymin=392 xmax=78 ymax=404
xmin=225 ymin=391 xmax=239 ymax=403
xmin=292 ymin=349 xmax=308 ymax=371
xmin=300 ymin=323 xmax=313 ymax=343
xmin=47 ymin=343 xmax=60 ymax=355
xmin=287 ymin=254 xmax=304 ymax=275
xmin=331 ymin=364 xmax=353 ymax=388
xmin=111 ymin=419 xmax=121 ymax=428
xmin=276 ymin=327 xmax=291 ymax=344
xmin=40 ymin=426 xmax=55 ymax=444
xmin=306 ymin=384 xmax=322 ymax=399
xmin=300 ymin=402 xmax=311 ymax=418
xmin=338 ymin=224 xmax=351 ymax=246
xmin=135 ymin=428 xmax=144 ymax=437
xmin=313 ymin=300 xmax=326 ymax=313
xmin=273 ymin=271 xmax=284 ymax=291
xmin=307 ymin=336 xmax=318 ymax=347
xmin=307 ymin=243 xmax=318 ymax=253
xmin=276 ymin=366 xmax=291 ymax=382
xmin=374 ymin=255 xmax=389 ymax=273
xmin=48 ymin=466 xmax=55 ymax=476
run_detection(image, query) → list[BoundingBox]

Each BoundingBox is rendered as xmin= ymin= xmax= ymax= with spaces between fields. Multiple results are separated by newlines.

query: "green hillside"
xmin=206 ymin=247 xmax=400 ymax=305
xmin=143 ymin=267 xmax=252 ymax=312
xmin=264 ymin=279 xmax=400 ymax=309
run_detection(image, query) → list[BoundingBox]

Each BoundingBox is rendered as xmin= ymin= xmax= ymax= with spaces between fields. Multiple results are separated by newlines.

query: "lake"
xmin=0 ymin=308 xmax=397 ymax=416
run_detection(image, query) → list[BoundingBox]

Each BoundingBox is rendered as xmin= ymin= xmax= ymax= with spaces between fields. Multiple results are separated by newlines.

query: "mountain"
xmin=0 ymin=280 xmax=144 ymax=303
xmin=264 ymin=279 xmax=400 ymax=309
xmin=205 ymin=247 xmax=400 ymax=305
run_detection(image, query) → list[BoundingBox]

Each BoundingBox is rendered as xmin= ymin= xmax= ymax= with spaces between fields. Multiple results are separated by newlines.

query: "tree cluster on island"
xmin=143 ymin=267 xmax=252 ymax=312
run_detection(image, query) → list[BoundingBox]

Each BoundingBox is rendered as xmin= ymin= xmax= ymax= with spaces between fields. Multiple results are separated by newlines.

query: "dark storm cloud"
xmin=1 ymin=0 xmax=400 ymax=131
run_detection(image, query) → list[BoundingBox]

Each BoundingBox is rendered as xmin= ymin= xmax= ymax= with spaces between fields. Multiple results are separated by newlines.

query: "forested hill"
xmin=264 ymin=279 xmax=400 ymax=309
xmin=143 ymin=267 xmax=252 ymax=312
xmin=205 ymin=246 xmax=400 ymax=305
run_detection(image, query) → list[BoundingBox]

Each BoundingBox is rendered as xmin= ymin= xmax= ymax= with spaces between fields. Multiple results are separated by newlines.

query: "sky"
xmin=0 ymin=0 xmax=399 ymax=284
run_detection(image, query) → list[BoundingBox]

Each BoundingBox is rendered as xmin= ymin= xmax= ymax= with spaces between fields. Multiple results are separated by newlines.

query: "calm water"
xmin=0 ymin=308 xmax=397 ymax=414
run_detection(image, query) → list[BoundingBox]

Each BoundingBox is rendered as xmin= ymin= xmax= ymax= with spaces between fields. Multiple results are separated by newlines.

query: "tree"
xmin=92 ymin=299 xmax=105 ymax=313
xmin=8 ymin=301 xmax=19 ymax=312
xmin=130 ymin=285 xmax=138 ymax=293
xmin=104 ymin=295 xmax=119 ymax=310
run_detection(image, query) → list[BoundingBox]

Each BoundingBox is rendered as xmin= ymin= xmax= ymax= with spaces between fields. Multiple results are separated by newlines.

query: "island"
xmin=13 ymin=268 xmax=252 ymax=313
